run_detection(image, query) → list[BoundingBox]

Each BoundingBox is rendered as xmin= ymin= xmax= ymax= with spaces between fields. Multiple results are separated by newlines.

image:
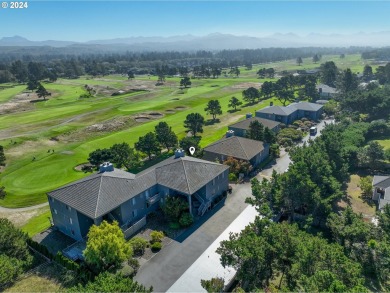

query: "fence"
xmin=122 ymin=216 xmax=147 ymax=239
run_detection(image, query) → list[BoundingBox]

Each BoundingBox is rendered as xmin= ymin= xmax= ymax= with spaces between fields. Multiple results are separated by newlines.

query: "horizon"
xmin=1 ymin=1 xmax=390 ymax=42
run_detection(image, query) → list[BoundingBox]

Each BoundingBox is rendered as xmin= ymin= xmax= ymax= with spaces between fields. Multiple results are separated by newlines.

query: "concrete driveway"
xmin=134 ymin=183 xmax=252 ymax=292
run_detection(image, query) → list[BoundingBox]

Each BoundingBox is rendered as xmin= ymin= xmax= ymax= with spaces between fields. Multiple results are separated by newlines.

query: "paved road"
xmin=134 ymin=183 xmax=252 ymax=292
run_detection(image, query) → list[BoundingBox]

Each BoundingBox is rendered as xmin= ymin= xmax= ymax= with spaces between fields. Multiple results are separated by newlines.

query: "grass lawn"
xmin=21 ymin=206 xmax=52 ymax=237
xmin=376 ymin=138 xmax=390 ymax=150
xmin=0 ymin=54 xmax=376 ymax=208
xmin=338 ymin=174 xmax=376 ymax=220
xmin=4 ymin=263 xmax=77 ymax=292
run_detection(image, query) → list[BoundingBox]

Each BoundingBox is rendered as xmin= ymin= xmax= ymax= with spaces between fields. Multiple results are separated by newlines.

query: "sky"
xmin=0 ymin=1 xmax=390 ymax=41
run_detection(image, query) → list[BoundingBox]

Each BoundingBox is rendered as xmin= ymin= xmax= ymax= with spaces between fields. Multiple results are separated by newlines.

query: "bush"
xmin=151 ymin=242 xmax=162 ymax=252
xmin=179 ymin=213 xmax=194 ymax=227
xmin=127 ymin=258 xmax=140 ymax=273
xmin=129 ymin=237 xmax=148 ymax=255
xmin=150 ymin=230 xmax=164 ymax=244
xmin=169 ymin=222 xmax=181 ymax=230
xmin=228 ymin=173 xmax=237 ymax=182
xmin=118 ymin=263 xmax=134 ymax=277
xmin=161 ymin=196 xmax=189 ymax=222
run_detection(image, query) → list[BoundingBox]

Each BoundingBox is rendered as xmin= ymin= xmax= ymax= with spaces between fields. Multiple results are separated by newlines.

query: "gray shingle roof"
xmin=288 ymin=102 xmax=323 ymax=111
xmin=256 ymin=105 xmax=296 ymax=116
xmin=48 ymin=156 xmax=228 ymax=219
xmin=204 ymin=136 xmax=265 ymax=161
xmin=316 ymin=84 xmax=337 ymax=94
xmin=229 ymin=117 xmax=280 ymax=131
xmin=373 ymin=176 xmax=390 ymax=189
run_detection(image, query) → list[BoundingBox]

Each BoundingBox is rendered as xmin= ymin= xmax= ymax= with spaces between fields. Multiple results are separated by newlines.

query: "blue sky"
xmin=0 ymin=1 xmax=389 ymax=41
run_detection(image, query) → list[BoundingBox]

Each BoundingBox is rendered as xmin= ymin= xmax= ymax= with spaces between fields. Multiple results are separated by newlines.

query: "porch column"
xmin=187 ymin=194 xmax=193 ymax=216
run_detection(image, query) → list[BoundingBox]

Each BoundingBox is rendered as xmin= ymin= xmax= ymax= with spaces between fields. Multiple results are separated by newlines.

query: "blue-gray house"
xmin=255 ymin=101 xmax=323 ymax=125
xmin=48 ymin=151 xmax=229 ymax=241
xmin=203 ymin=135 xmax=270 ymax=167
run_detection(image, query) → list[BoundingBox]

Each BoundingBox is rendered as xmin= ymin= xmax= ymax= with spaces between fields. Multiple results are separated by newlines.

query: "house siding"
xmin=48 ymin=196 xmax=86 ymax=241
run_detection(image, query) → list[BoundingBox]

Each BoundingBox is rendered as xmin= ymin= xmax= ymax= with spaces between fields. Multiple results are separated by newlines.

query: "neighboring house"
xmin=372 ymin=175 xmax=390 ymax=210
xmin=48 ymin=151 xmax=229 ymax=241
xmin=228 ymin=115 xmax=281 ymax=137
xmin=316 ymin=84 xmax=337 ymax=98
xmin=255 ymin=101 xmax=323 ymax=125
xmin=255 ymin=105 xmax=298 ymax=125
xmin=203 ymin=135 xmax=269 ymax=167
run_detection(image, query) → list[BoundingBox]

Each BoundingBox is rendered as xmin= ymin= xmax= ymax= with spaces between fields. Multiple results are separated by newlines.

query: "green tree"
xmin=110 ymin=143 xmax=139 ymax=169
xmin=242 ymin=87 xmax=260 ymax=104
xmin=304 ymin=81 xmax=319 ymax=101
xmin=204 ymin=100 xmax=222 ymax=121
xmin=296 ymin=57 xmax=303 ymax=66
xmin=127 ymin=70 xmax=135 ymax=79
xmin=36 ymin=83 xmax=51 ymax=100
xmin=180 ymin=76 xmax=192 ymax=88
xmin=161 ymin=196 xmax=189 ymax=222
xmin=0 ymin=254 xmax=24 ymax=287
xmin=135 ymin=132 xmax=161 ymax=160
xmin=247 ymin=120 xmax=264 ymax=141
xmin=154 ymin=122 xmax=178 ymax=151
xmin=275 ymin=89 xmax=295 ymax=106
xmin=0 ymin=145 xmax=5 ymax=166
xmin=363 ymin=65 xmax=373 ymax=82
xmin=184 ymin=113 xmax=205 ymax=136
xmin=263 ymin=127 xmax=276 ymax=144
xmin=320 ymin=61 xmax=338 ymax=87
xmin=10 ymin=60 xmax=28 ymax=83
xmin=26 ymin=79 xmax=39 ymax=92
xmin=337 ymin=68 xmax=358 ymax=95
xmin=357 ymin=141 xmax=385 ymax=170
xmin=68 ymin=272 xmax=152 ymax=292
xmin=228 ymin=96 xmax=242 ymax=111
xmin=180 ymin=136 xmax=202 ymax=157
xmin=260 ymin=81 xmax=275 ymax=99
xmin=359 ymin=176 xmax=373 ymax=198
xmin=88 ymin=148 xmax=114 ymax=167
xmin=201 ymin=277 xmax=225 ymax=293
xmin=84 ymin=220 xmax=132 ymax=272
xmin=313 ymin=54 xmax=320 ymax=64
xmin=129 ymin=237 xmax=148 ymax=255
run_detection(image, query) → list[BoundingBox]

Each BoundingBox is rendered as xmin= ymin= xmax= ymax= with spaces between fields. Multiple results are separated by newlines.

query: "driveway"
xmin=134 ymin=183 xmax=252 ymax=292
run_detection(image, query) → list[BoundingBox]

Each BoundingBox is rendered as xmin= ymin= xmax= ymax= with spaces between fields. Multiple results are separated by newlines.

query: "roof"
xmin=373 ymin=176 xmax=390 ymax=189
xmin=256 ymin=105 xmax=296 ymax=116
xmin=288 ymin=102 xmax=323 ymax=112
xmin=316 ymin=84 xmax=337 ymax=94
xmin=204 ymin=136 xmax=265 ymax=161
xmin=48 ymin=156 xmax=228 ymax=219
xmin=229 ymin=117 xmax=280 ymax=131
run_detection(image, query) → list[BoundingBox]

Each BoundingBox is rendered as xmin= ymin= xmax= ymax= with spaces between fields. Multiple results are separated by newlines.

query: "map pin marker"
xmin=189 ymin=147 xmax=196 ymax=156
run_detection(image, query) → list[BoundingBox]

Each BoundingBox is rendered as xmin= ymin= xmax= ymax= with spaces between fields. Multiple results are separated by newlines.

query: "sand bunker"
xmin=135 ymin=117 xmax=151 ymax=122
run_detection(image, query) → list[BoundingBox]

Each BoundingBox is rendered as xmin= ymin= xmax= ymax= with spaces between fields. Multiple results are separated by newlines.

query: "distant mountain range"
xmin=1 ymin=32 xmax=390 ymax=51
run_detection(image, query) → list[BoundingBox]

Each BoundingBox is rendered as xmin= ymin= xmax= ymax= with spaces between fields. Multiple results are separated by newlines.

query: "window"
xmin=145 ymin=190 xmax=150 ymax=199
xmin=132 ymin=210 xmax=137 ymax=218
xmin=69 ymin=218 xmax=73 ymax=225
xmin=66 ymin=205 xmax=71 ymax=211
xmin=54 ymin=209 xmax=57 ymax=215
xmin=132 ymin=198 xmax=136 ymax=205
xmin=50 ymin=197 xmax=54 ymax=203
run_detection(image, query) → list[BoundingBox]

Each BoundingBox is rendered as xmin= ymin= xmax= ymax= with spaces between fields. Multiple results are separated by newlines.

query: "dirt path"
xmin=0 ymin=202 xmax=48 ymax=212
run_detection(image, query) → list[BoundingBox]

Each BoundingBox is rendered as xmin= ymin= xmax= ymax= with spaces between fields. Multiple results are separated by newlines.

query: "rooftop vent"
xmin=174 ymin=149 xmax=185 ymax=159
xmin=246 ymin=113 xmax=252 ymax=119
xmin=226 ymin=130 xmax=235 ymax=138
xmin=99 ymin=162 xmax=114 ymax=173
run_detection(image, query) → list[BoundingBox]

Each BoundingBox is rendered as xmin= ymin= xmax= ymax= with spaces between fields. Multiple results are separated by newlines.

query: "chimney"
xmin=226 ymin=130 xmax=235 ymax=138
xmin=99 ymin=162 xmax=114 ymax=173
xmin=270 ymin=101 xmax=274 ymax=106
xmin=246 ymin=113 xmax=252 ymax=119
xmin=174 ymin=149 xmax=185 ymax=159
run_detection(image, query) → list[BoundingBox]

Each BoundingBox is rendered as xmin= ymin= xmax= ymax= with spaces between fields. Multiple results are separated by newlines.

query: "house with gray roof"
xmin=255 ymin=101 xmax=323 ymax=125
xmin=48 ymin=151 xmax=229 ymax=241
xmin=316 ymin=84 xmax=337 ymax=98
xmin=203 ymin=135 xmax=269 ymax=167
xmin=372 ymin=175 xmax=390 ymax=210
xmin=228 ymin=115 xmax=280 ymax=138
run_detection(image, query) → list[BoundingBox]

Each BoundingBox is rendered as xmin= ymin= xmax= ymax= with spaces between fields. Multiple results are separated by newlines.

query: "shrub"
xmin=150 ymin=230 xmax=164 ymax=244
xmin=179 ymin=213 xmax=194 ymax=227
xmin=161 ymin=196 xmax=189 ymax=222
xmin=128 ymin=258 xmax=140 ymax=273
xmin=118 ymin=263 xmax=134 ymax=277
xmin=151 ymin=242 xmax=162 ymax=252
xmin=169 ymin=222 xmax=181 ymax=230
xmin=129 ymin=237 xmax=148 ymax=255
xmin=228 ymin=173 xmax=237 ymax=182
